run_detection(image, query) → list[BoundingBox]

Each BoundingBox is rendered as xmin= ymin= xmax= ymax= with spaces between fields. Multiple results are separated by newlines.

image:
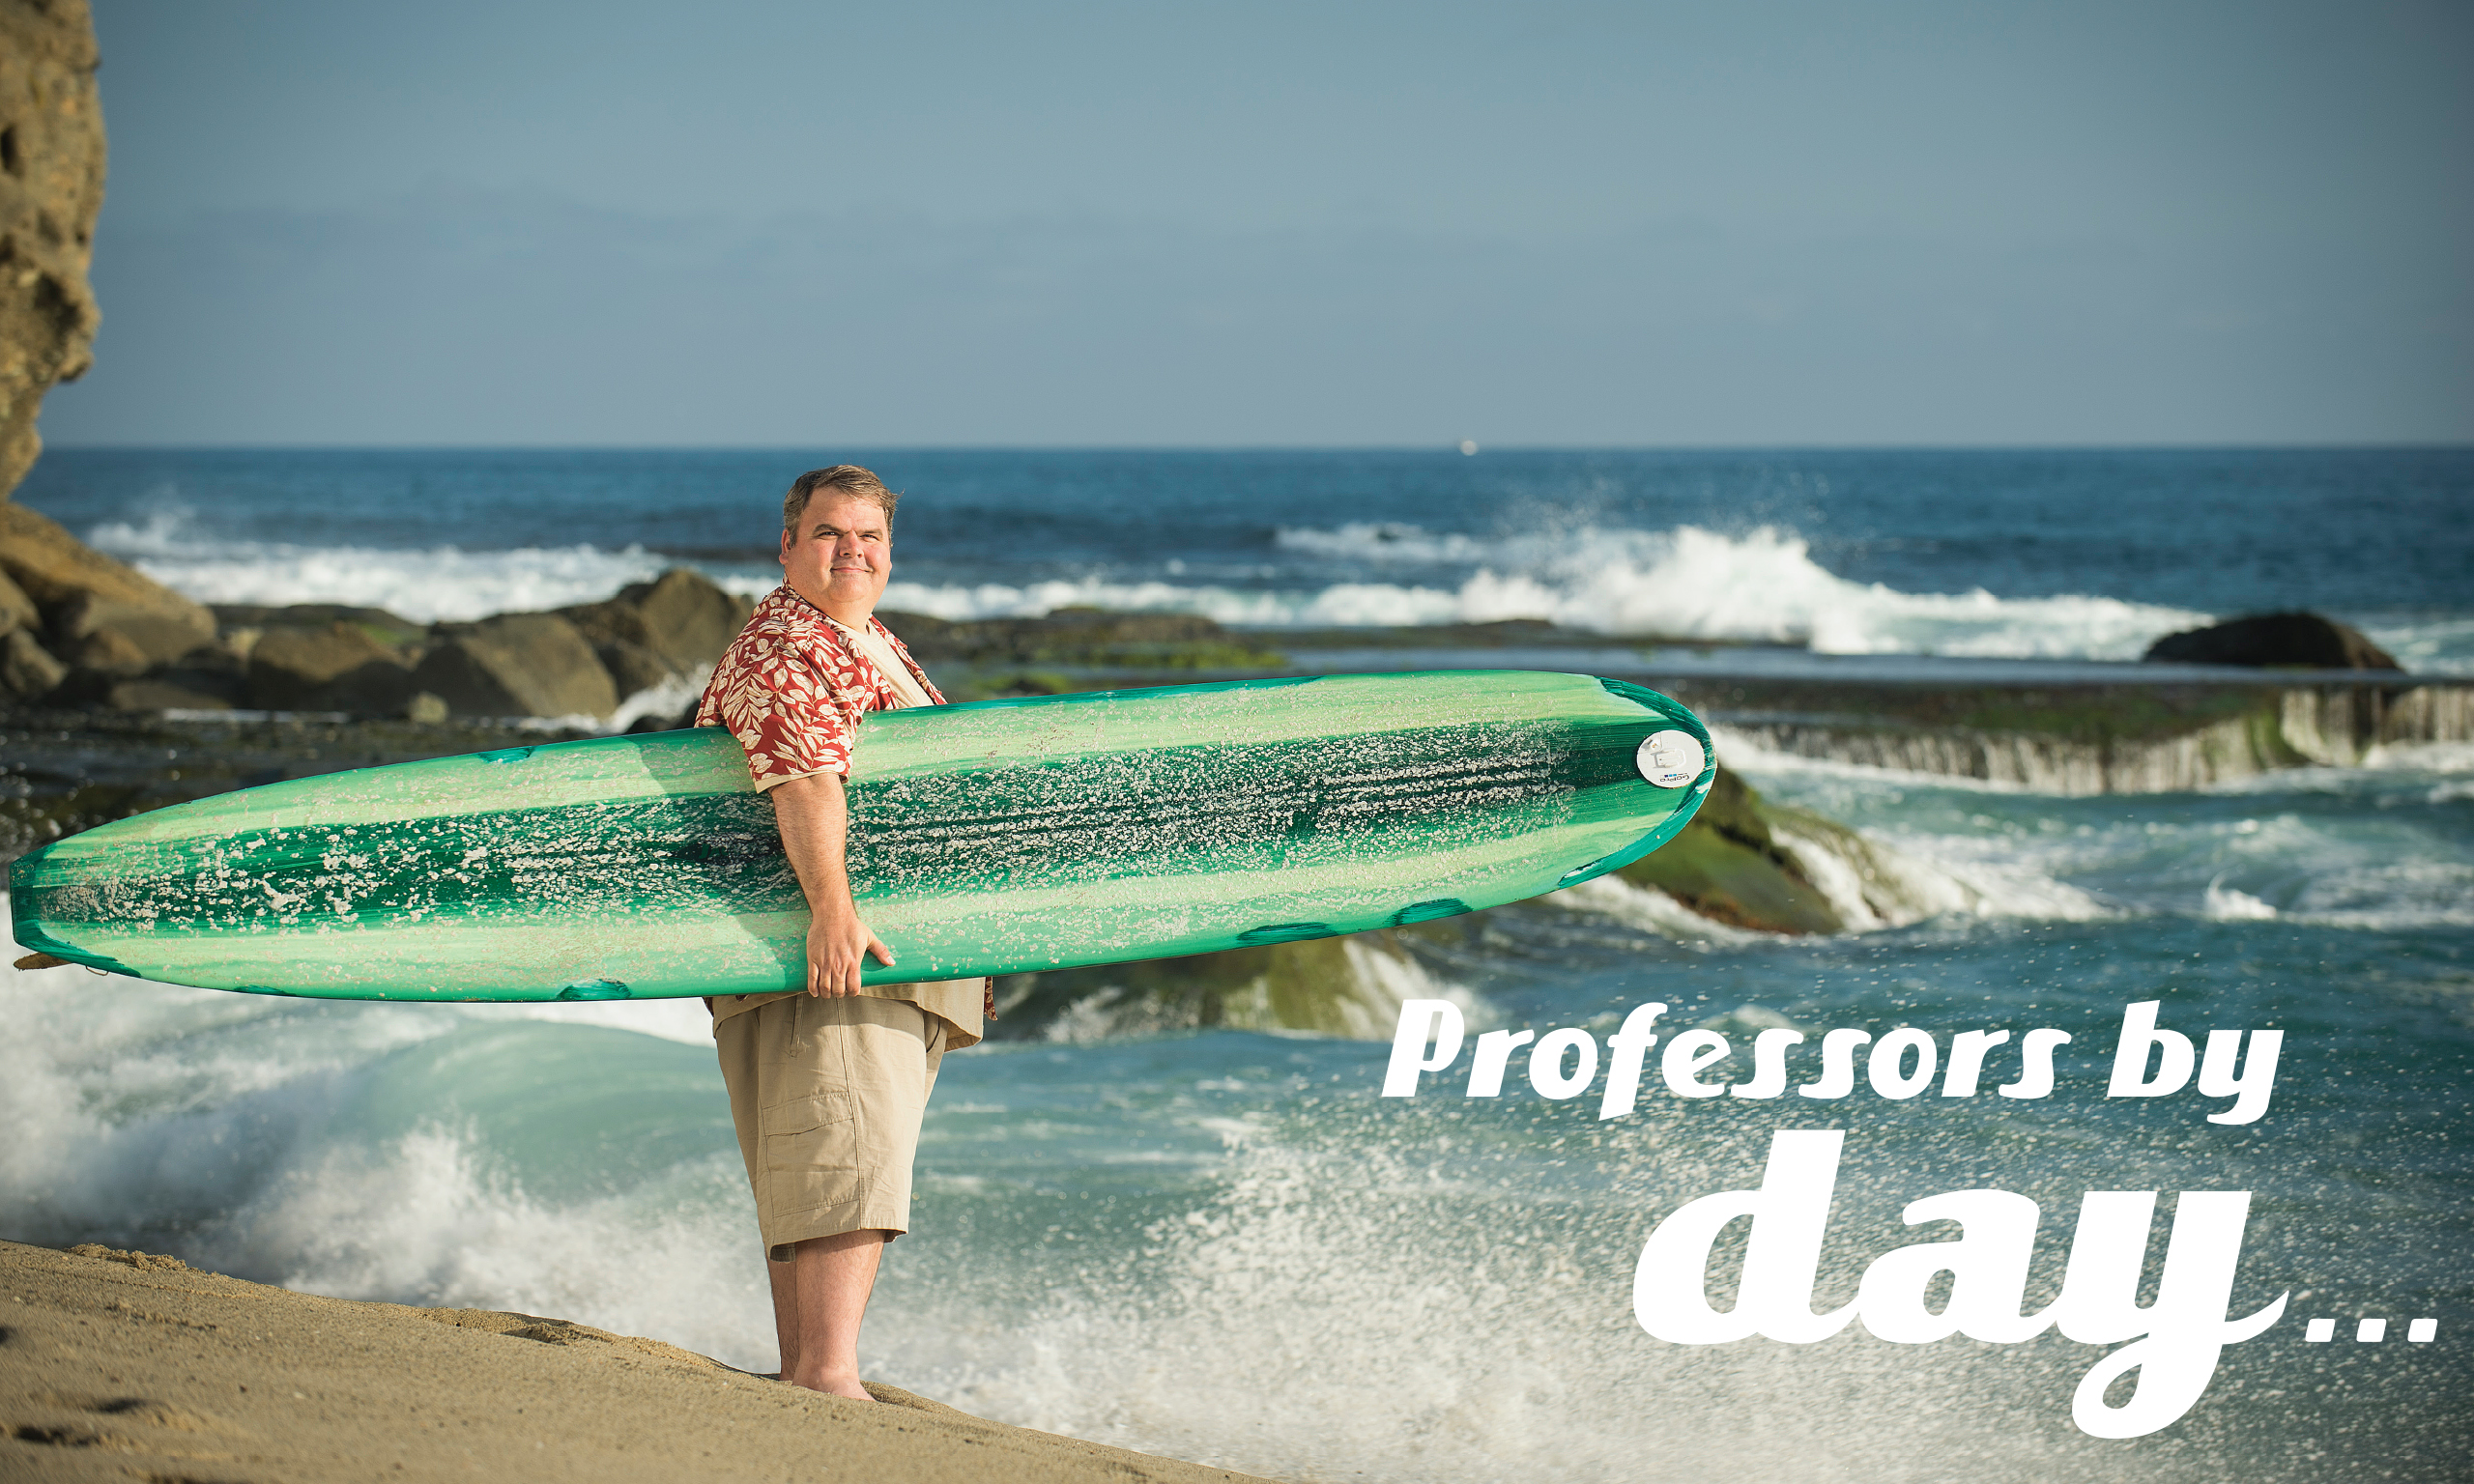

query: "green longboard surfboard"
xmin=9 ymin=671 xmax=1712 ymax=1002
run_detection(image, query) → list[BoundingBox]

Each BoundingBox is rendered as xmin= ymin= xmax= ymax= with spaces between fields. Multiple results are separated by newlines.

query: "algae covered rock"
xmin=1610 ymin=765 xmax=1961 ymax=934
xmin=212 ymin=602 xmax=427 ymax=653
xmin=991 ymin=930 xmax=1438 ymax=1041
xmin=1612 ymin=767 xmax=1848 ymax=933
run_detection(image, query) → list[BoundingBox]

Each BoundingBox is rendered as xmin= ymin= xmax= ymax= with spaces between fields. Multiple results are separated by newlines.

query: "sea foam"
xmin=87 ymin=505 xmax=2228 ymax=662
xmin=883 ymin=523 xmax=2213 ymax=659
xmin=88 ymin=506 xmax=680 ymax=622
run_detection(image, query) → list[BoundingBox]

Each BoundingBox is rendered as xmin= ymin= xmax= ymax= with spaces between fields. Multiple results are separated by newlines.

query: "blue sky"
xmin=41 ymin=0 xmax=2474 ymax=446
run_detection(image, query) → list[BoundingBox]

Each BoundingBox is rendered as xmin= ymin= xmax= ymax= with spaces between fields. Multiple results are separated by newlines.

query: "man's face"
xmin=780 ymin=494 xmax=892 ymax=614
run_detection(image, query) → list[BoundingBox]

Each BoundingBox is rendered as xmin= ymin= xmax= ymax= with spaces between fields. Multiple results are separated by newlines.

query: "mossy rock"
xmin=990 ymin=931 xmax=1419 ymax=1041
xmin=1612 ymin=764 xmax=1961 ymax=933
xmin=1614 ymin=766 xmax=1845 ymax=933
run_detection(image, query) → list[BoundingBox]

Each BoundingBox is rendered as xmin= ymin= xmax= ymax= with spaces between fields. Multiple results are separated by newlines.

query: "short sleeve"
xmin=704 ymin=636 xmax=856 ymax=788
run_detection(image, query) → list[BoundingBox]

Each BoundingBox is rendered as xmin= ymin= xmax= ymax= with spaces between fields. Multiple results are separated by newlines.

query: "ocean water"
xmin=16 ymin=446 xmax=2474 ymax=669
xmin=6 ymin=447 xmax=2473 ymax=1479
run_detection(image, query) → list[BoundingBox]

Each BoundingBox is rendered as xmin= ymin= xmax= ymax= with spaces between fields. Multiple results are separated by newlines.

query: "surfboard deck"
xmin=9 ymin=671 xmax=1712 ymax=1002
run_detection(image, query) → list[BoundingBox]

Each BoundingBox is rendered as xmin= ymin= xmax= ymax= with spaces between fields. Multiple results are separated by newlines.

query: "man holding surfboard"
xmin=695 ymin=465 xmax=987 ymax=1402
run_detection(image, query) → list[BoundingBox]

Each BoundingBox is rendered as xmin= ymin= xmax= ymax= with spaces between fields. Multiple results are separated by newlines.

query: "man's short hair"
xmin=784 ymin=465 xmax=899 ymax=534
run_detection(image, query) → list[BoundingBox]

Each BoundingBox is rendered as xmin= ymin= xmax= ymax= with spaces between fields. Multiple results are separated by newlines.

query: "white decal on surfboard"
xmin=1636 ymin=729 xmax=1706 ymax=789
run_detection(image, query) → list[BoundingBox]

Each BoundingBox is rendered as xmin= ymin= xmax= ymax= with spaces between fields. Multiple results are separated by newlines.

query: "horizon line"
xmin=36 ymin=440 xmax=2474 ymax=456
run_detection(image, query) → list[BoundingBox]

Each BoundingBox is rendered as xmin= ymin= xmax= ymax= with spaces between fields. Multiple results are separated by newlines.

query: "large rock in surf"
xmin=412 ymin=613 xmax=618 ymax=719
xmin=247 ymin=620 xmax=419 ymax=713
xmin=0 ymin=0 xmax=105 ymax=500
xmin=560 ymin=568 xmax=753 ymax=693
xmin=2144 ymin=612 xmax=2401 ymax=671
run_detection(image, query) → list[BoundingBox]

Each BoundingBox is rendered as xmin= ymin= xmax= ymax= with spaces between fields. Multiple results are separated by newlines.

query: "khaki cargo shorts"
xmin=715 ymin=992 xmax=948 ymax=1260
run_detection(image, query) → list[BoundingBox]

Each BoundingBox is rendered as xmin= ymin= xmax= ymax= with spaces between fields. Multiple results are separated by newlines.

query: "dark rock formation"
xmin=560 ymin=568 xmax=753 ymax=687
xmin=247 ymin=621 xmax=419 ymax=713
xmin=8 ymin=567 xmax=751 ymax=721
xmin=412 ymin=613 xmax=618 ymax=719
xmin=2144 ymin=612 xmax=2401 ymax=671
xmin=0 ymin=0 xmax=104 ymax=500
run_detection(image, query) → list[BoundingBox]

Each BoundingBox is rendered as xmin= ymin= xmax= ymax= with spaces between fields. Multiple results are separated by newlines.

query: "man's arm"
xmin=770 ymin=770 xmax=895 ymax=996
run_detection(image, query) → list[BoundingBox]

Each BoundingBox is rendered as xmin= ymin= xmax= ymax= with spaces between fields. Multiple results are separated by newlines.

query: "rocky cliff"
xmin=0 ymin=0 xmax=194 ymax=707
xmin=0 ymin=0 xmax=104 ymax=501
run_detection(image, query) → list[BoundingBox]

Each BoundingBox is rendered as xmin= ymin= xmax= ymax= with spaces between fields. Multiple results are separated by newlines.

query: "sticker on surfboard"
xmin=1635 ymin=729 xmax=1706 ymax=789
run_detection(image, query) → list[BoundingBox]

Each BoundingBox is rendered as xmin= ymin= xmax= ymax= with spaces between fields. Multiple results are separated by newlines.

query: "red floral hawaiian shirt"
xmin=695 ymin=585 xmax=946 ymax=789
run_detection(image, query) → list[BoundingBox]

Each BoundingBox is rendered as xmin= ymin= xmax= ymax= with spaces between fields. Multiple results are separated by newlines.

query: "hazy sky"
xmin=40 ymin=0 xmax=2474 ymax=446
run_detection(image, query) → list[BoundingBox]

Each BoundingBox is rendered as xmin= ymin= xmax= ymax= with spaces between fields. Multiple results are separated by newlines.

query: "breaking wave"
xmin=888 ymin=524 xmax=2212 ymax=659
xmin=90 ymin=506 xmax=680 ymax=623
xmin=90 ymin=505 xmax=2234 ymax=662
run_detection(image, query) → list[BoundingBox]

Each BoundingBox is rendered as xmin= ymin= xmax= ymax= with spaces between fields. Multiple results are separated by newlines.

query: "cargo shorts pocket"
xmin=763 ymin=1091 xmax=860 ymax=1220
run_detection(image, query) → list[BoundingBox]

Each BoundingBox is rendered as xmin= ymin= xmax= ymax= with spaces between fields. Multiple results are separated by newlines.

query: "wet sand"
xmin=0 ymin=1240 xmax=1271 ymax=1484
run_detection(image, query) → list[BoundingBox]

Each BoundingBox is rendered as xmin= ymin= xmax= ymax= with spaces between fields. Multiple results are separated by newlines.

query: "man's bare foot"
xmin=783 ymin=1364 xmax=874 ymax=1402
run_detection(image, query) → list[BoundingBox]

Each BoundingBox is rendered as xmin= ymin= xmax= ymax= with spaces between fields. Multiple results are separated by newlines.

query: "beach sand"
xmin=0 ymin=1240 xmax=1271 ymax=1484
